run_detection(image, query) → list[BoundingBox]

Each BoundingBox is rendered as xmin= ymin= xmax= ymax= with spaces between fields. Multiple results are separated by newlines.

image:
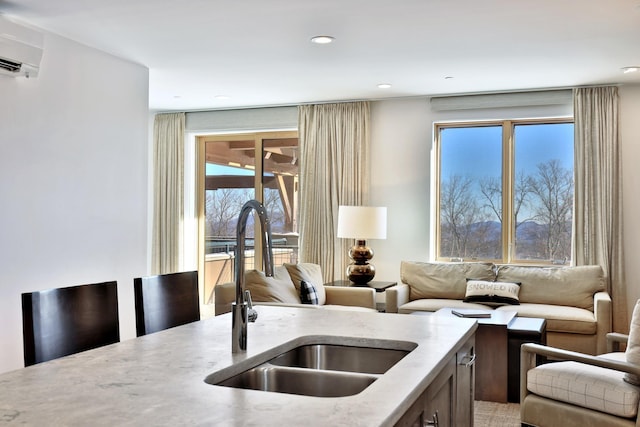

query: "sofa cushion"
xmin=464 ymin=280 xmax=520 ymax=306
xmin=398 ymin=298 xmax=492 ymax=314
xmin=284 ymin=263 xmax=326 ymax=305
xmin=495 ymin=265 xmax=604 ymax=310
xmin=527 ymin=360 xmax=640 ymax=418
xmin=401 ymin=261 xmax=467 ymax=300
xmin=463 ymin=262 xmax=497 ymax=281
xmin=495 ymin=303 xmax=597 ymax=335
xmin=244 ymin=265 xmax=301 ymax=304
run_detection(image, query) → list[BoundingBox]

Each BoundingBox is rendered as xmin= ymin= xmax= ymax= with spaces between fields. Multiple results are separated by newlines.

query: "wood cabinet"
xmin=395 ymin=335 xmax=476 ymax=427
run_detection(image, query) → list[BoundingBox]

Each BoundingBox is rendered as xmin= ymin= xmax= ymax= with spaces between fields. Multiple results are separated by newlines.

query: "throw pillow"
xmin=625 ymin=299 xmax=640 ymax=385
xmin=284 ymin=263 xmax=326 ymax=305
xmin=300 ymin=280 xmax=319 ymax=305
xmin=244 ymin=265 xmax=300 ymax=304
xmin=463 ymin=279 xmax=520 ymax=306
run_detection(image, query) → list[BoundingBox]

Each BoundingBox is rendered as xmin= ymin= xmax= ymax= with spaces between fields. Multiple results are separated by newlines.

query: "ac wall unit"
xmin=0 ymin=15 xmax=43 ymax=78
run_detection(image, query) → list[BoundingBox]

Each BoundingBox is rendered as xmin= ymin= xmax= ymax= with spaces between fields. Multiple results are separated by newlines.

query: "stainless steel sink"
xmin=205 ymin=339 xmax=417 ymax=397
xmin=268 ymin=344 xmax=410 ymax=374
xmin=214 ymin=365 xmax=378 ymax=397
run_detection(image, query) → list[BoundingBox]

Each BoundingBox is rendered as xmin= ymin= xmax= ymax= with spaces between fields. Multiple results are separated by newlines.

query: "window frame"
xmin=434 ymin=117 xmax=574 ymax=265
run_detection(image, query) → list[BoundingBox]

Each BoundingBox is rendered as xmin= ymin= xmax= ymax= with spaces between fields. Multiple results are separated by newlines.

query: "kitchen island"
xmin=0 ymin=306 xmax=476 ymax=426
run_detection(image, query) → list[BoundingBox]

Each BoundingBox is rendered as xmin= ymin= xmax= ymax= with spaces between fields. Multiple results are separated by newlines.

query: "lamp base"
xmin=347 ymin=263 xmax=376 ymax=284
xmin=347 ymin=239 xmax=376 ymax=284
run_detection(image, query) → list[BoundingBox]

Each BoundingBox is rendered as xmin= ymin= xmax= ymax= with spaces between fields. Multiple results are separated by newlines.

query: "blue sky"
xmin=440 ymin=123 xmax=574 ymax=180
xmin=206 ymin=163 xmax=254 ymax=176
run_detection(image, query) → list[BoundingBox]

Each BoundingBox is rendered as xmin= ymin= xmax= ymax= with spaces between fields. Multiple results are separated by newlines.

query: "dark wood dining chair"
xmin=133 ymin=270 xmax=200 ymax=336
xmin=21 ymin=281 xmax=120 ymax=367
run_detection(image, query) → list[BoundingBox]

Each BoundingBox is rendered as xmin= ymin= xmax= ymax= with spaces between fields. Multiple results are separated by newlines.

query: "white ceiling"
xmin=4 ymin=0 xmax=640 ymax=111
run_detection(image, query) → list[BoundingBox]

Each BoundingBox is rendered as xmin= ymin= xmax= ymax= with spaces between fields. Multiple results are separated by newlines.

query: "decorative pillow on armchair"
xmin=244 ymin=265 xmax=300 ymax=304
xmin=300 ymin=280 xmax=319 ymax=305
xmin=463 ymin=279 xmax=520 ymax=306
xmin=284 ymin=263 xmax=326 ymax=305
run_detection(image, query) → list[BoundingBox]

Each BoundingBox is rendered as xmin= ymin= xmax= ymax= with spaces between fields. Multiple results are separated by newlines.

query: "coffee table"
xmin=434 ymin=308 xmax=517 ymax=403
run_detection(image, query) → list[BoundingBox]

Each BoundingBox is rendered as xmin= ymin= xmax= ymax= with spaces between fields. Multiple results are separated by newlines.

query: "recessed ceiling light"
xmin=377 ymin=83 xmax=392 ymax=89
xmin=622 ymin=66 xmax=639 ymax=74
xmin=215 ymin=95 xmax=230 ymax=100
xmin=310 ymin=35 xmax=335 ymax=44
xmin=444 ymin=76 xmax=454 ymax=80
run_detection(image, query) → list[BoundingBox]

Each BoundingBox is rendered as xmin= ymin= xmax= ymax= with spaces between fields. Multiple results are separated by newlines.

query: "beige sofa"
xmin=215 ymin=263 xmax=377 ymax=315
xmin=385 ymin=261 xmax=612 ymax=355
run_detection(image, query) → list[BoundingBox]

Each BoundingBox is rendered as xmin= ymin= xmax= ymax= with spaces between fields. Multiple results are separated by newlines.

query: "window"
xmin=435 ymin=119 xmax=574 ymax=264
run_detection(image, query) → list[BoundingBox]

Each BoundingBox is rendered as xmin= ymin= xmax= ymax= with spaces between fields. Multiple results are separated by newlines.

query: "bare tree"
xmin=480 ymin=171 xmax=534 ymax=229
xmin=479 ymin=176 xmax=502 ymax=222
xmin=206 ymin=188 xmax=251 ymax=237
xmin=527 ymin=159 xmax=573 ymax=261
xmin=263 ymin=189 xmax=285 ymax=233
xmin=440 ymin=175 xmax=481 ymax=258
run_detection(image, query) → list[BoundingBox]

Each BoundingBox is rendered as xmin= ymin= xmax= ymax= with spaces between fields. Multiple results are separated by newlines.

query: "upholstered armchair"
xmin=215 ymin=263 xmax=377 ymax=315
xmin=520 ymin=333 xmax=640 ymax=427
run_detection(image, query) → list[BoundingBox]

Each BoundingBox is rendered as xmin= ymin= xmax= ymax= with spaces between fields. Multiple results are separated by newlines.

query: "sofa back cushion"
xmin=401 ymin=261 xmax=495 ymax=300
xmin=495 ymin=265 xmax=605 ymax=310
xmin=463 ymin=262 xmax=498 ymax=281
xmin=244 ymin=265 xmax=301 ymax=304
xmin=284 ymin=263 xmax=327 ymax=305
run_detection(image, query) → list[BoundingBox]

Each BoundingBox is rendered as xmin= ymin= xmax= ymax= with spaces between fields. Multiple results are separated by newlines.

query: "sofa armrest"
xmin=214 ymin=282 xmax=236 ymax=316
xmin=385 ymin=284 xmax=410 ymax=313
xmin=324 ymin=286 xmax=376 ymax=309
xmin=594 ymin=291 xmax=612 ymax=354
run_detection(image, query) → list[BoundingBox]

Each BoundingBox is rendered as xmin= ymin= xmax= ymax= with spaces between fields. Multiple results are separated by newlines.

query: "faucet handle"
xmin=245 ymin=290 xmax=258 ymax=322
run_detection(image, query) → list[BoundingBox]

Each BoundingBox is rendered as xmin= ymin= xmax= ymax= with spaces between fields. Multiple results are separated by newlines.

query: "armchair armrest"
xmin=324 ymin=286 xmax=376 ymax=309
xmin=594 ymin=291 xmax=612 ymax=354
xmin=384 ymin=284 xmax=410 ymax=313
xmin=520 ymin=343 xmax=640 ymax=404
xmin=607 ymin=332 xmax=629 ymax=352
xmin=214 ymin=282 xmax=236 ymax=316
xmin=255 ymin=302 xmax=321 ymax=309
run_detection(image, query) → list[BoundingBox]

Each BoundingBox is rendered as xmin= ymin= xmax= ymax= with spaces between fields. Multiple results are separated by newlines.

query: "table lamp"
xmin=337 ymin=205 xmax=387 ymax=284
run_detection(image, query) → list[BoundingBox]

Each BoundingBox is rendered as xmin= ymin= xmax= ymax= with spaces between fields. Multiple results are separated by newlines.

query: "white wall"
xmin=0 ymin=32 xmax=149 ymax=373
xmin=370 ymin=89 xmax=640 ymax=322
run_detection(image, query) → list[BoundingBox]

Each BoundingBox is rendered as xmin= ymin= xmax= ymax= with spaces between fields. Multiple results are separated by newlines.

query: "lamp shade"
xmin=337 ymin=206 xmax=387 ymax=240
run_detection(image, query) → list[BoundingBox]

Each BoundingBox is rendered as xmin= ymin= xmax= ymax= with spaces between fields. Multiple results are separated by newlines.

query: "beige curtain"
xmin=573 ymin=86 xmax=627 ymax=332
xmin=152 ymin=112 xmax=185 ymax=274
xmin=297 ymin=102 xmax=370 ymax=282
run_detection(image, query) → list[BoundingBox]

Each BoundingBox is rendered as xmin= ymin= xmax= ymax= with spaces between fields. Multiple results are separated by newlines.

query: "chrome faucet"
xmin=232 ymin=199 xmax=274 ymax=353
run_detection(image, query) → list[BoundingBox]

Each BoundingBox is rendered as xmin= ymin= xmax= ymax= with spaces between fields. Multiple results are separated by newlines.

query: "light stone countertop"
xmin=0 ymin=306 xmax=476 ymax=426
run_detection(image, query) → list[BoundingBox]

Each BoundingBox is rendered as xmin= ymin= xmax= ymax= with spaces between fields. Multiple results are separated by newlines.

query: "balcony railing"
xmin=203 ymin=237 xmax=299 ymax=305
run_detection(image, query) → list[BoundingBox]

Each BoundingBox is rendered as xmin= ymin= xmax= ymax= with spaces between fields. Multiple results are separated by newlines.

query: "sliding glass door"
xmin=197 ymin=131 xmax=299 ymax=310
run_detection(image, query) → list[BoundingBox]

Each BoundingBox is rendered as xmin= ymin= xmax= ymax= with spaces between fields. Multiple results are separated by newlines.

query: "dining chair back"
xmin=134 ymin=270 xmax=200 ymax=336
xmin=22 ymin=281 xmax=120 ymax=366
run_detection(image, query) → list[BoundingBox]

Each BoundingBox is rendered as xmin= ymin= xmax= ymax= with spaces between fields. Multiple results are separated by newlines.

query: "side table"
xmin=325 ymin=280 xmax=397 ymax=312
xmin=507 ymin=317 xmax=547 ymax=402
